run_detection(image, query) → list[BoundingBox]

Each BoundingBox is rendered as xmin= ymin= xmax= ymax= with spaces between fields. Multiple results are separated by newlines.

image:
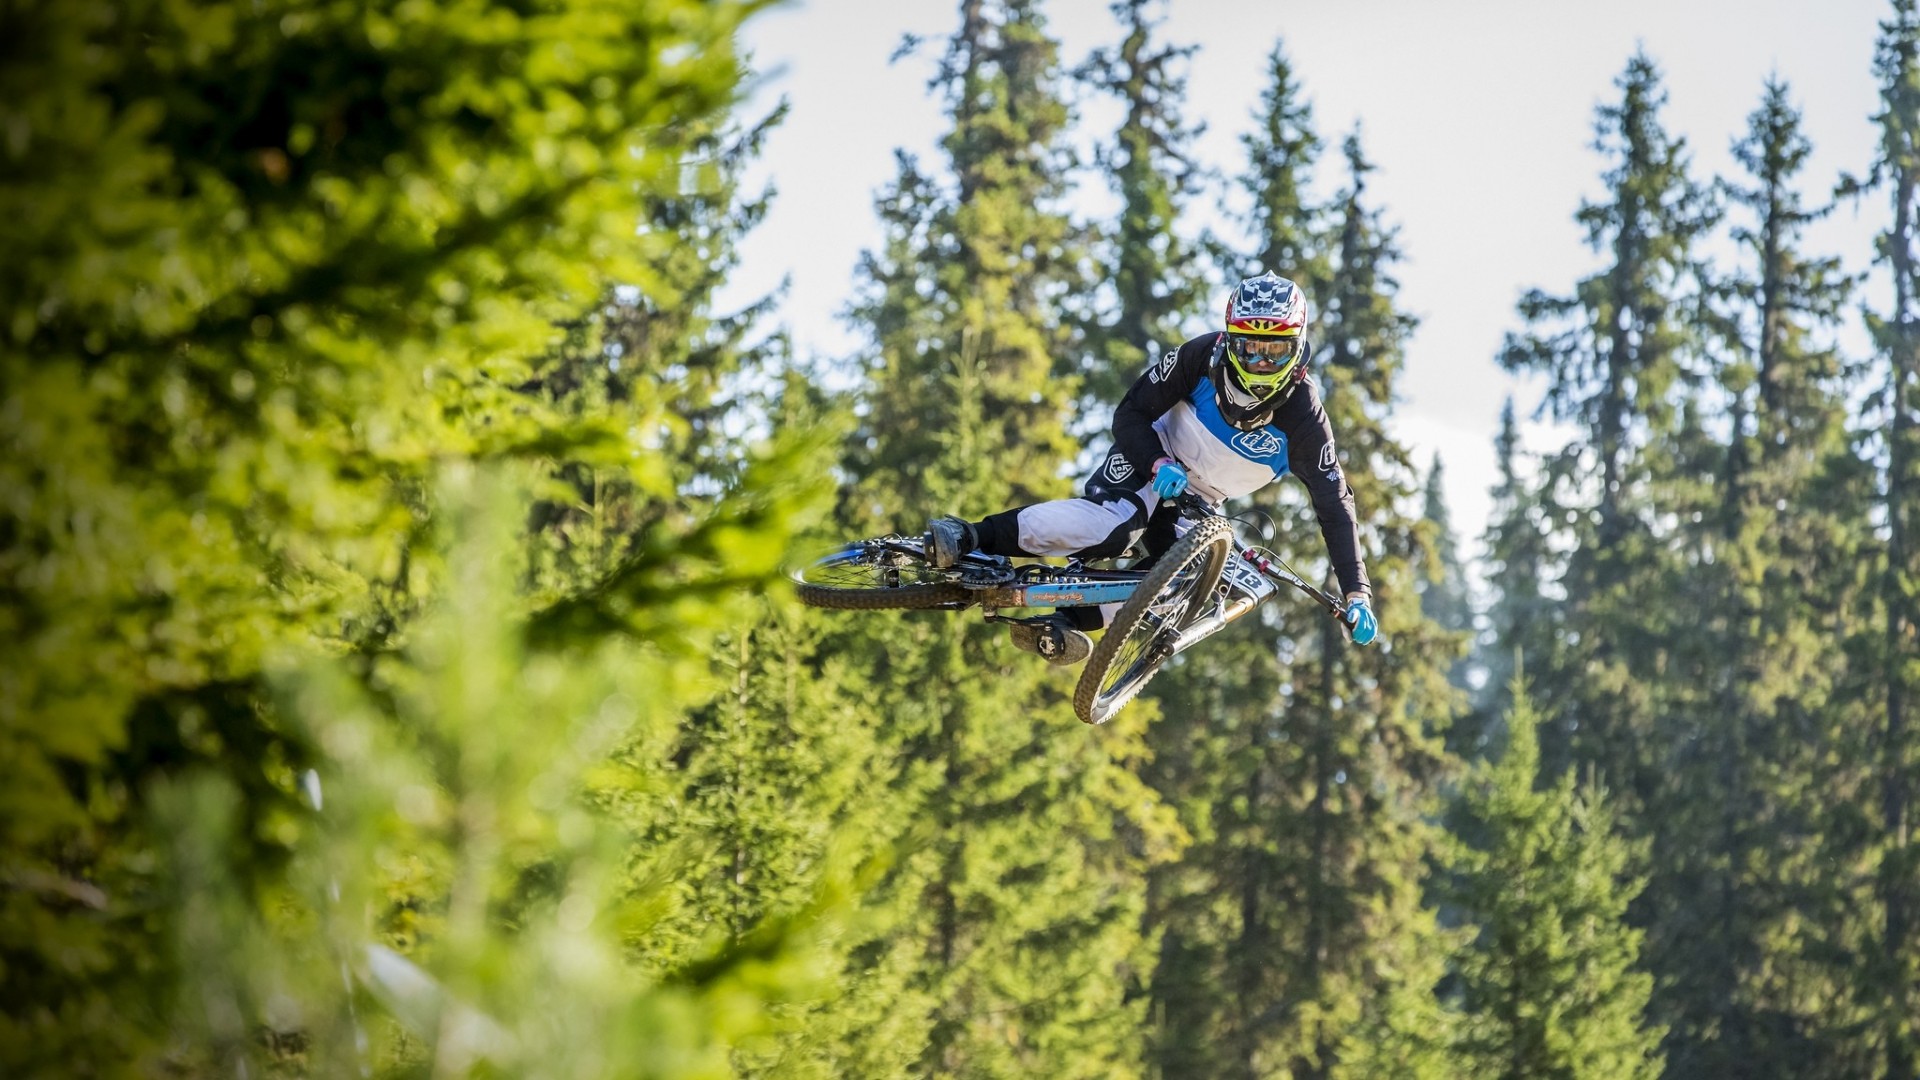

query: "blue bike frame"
xmin=1018 ymin=580 xmax=1142 ymax=607
xmin=965 ymin=541 xmax=1342 ymax=652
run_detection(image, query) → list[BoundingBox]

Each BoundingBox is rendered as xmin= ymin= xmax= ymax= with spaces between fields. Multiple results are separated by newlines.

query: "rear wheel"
xmin=1073 ymin=516 xmax=1233 ymax=725
xmin=792 ymin=538 xmax=970 ymax=610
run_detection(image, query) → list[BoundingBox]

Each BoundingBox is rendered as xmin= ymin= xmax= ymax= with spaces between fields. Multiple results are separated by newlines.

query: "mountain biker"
xmin=924 ymin=271 xmax=1377 ymax=665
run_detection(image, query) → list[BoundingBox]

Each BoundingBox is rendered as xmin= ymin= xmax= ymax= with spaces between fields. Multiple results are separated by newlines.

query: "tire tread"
xmin=1073 ymin=517 xmax=1234 ymax=724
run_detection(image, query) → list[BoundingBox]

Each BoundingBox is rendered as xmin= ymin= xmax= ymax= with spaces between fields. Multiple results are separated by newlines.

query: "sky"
xmin=723 ymin=0 xmax=1891 ymax=561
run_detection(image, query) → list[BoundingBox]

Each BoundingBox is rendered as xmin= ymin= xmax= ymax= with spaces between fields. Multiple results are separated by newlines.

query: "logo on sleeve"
xmin=1319 ymin=443 xmax=1341 ymax=481
xmin=1148 ymin=350 xmax=1178 ymax=383
xmin=1104 ymin=454 xmax=1134 ymax=483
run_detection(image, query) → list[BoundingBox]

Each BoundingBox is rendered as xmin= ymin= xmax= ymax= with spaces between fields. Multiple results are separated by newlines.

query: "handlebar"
xmin=1164 ymin=475 xmax=1347 ymax=622
xmin=1241 ymin=544 xmax=1347 ymax=620
xmin=1171 ymin=491 xmax=1218 ymax=519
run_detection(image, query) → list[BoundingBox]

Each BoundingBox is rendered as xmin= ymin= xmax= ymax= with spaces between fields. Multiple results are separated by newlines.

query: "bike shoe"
xmin=1007 ymin=614 xmax=1092 ymax=667
xmin=924 ymin=516 xmax=977 ymax=569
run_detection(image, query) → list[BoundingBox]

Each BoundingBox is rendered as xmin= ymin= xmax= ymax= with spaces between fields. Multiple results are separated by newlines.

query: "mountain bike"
xmin=790 ymin=494 xmax=1350 ymax=725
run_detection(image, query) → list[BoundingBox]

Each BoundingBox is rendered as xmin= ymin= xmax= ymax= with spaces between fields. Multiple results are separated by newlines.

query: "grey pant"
xmin=974 ymin=446 xmax=1168 ymax=561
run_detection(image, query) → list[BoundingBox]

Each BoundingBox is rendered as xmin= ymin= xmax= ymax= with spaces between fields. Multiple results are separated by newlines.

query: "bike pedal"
xmin=1007 ymin=617 xmax=1091 ymax=667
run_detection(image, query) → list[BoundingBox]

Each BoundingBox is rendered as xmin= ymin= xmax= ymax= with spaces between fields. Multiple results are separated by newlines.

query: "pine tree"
xmin=1846 ymin=2 xmax=1920 ymax=1071
xmin=1445 ymin=678 xmax=1666 ymax=1080
xmin=1075 ymin=0 xmax=1211 ymax=410
xmin=1496 ymin=50 xmax=1717 ymax=796
xmin=1646 ymin=76 xmax=1872 ymax=1078
xmin=1466 ymin=400 xmax=1555 ymax=758
xmin=1259 ymin=132 xmax=1461 ymax=1080
xmin=837 ymin=4 xmax=1178 ymax=1075
xmin=1418 ymin=455 xmax=1476 ymax=693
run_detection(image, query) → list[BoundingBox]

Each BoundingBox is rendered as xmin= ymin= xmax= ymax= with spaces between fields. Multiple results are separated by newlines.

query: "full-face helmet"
xmin=1215 ymin=272 xmax=1310 ymax=427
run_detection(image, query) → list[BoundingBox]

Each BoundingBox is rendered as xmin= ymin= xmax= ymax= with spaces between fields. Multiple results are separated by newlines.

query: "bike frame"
xmin=968 ymin=571 xmax=1144 ymax=610
xmin=967 ymin=534 xmax=1346 ymax=650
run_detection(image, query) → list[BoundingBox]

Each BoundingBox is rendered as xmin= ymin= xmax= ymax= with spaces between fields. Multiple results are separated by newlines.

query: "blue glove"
xmin=1344 ymin=593 xmax=1377 ymax=646
xmin=1151 ymin=459 xmax=1189 ymax=500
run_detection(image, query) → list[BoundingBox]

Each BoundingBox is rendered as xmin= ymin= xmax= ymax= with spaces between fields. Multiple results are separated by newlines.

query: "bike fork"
xmin=1170 ymin=556 xmax=1272 ymax=653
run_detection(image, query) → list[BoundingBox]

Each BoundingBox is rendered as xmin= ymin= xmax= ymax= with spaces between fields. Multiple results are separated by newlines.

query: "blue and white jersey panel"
xmin=1151 ymin=378 xmax=1290 ymax=505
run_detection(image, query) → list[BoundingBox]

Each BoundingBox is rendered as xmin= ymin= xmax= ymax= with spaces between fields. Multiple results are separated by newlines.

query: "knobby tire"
xmin=1073 ymin=516 xmax=1233 ymax=725
xmin=792 ymin=539 xmax=970 ymax=610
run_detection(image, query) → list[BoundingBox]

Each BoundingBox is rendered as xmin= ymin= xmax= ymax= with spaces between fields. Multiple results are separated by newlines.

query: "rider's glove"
xmin=1151 ymin=458 xmax=1189 ymax=500
xmin=1343 ymin=592 xmax=1377 ymax=646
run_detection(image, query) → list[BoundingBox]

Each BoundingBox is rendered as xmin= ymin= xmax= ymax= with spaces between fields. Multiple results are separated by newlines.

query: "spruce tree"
xmin=1497 ymin=54 xmax=1752 ymax=1077
xmin=1648 ymin=77 xmax=1869 ymax=1078
xmin=1262 ymin=132 xmax=1460 ymax=1080
xmin=847 ymin=0 xmax=1085 ymax=520
xmin=1847 ymin=2 xmax=1920 ymax=1071
xmin=655 ymin=602 xmax=936 ymax=1080
xmin=1496 ymin=50 xmax=1716 ymax=796
xmin=1145 ymin=122 xmax=1461 ymax=1079
xmin=839 ymin=4 xmax=1176 ymax=1075
xmin=1470 ymin=400 xmax=1556 ymax=759
xmin=1076 ymin=0 xmax=1211 ymax=410
xmin=524 ymin=107 xmax=790 ymax=593
xmin=1226 ymin=42 xmax=1331 ymax=290
xmin=475 ymin=68 xmax=938 ymax=1072
xmin=1135 ymin=48 xmax=1333 ymax=1076
xmin=1418 ymin=456 xmax=1476 ymax=694
xmin=1445 ymin=678 xmax=1665 ymax=1080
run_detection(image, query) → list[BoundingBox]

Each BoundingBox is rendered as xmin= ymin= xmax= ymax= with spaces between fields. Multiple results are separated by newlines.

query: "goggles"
xmin=1228 ymin=332 xmax=1302 ymax=375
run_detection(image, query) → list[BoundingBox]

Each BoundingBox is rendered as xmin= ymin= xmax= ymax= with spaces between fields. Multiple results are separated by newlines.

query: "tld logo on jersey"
xmin=1148 ymin=350 xmax=1178 ymax=383
xmin=1319 ymin=443 xmax=1342 ymax=481
xmin=1104 ymin=454 xmax=1134 ymax=482
xmin=1231 ymin=429 xmax=1284 ymax=459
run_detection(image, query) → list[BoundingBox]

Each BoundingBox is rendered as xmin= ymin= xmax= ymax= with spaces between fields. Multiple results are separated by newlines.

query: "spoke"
xmin=801 ymin=545 xmax=949 ymax=591
xmin=1100 ymin=617 xmax=1164 ymax=700
xmin=1096 ymin=554 xmax=1206 ymax=705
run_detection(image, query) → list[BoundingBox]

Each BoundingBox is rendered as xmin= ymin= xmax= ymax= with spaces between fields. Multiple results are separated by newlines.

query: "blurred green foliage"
xmin=0 ymin=0 xmax=841 ymax=1073
xmin=163 ymin=469 xmax=839 ymax=1079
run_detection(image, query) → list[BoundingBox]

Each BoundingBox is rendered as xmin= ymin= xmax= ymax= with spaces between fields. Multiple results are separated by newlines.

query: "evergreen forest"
xmin=3 ymin=0 xmax=1919 ymax=1077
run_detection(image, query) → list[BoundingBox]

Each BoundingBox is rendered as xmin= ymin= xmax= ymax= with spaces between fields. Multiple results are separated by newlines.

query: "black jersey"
xmin=1109 ymin=333 xmax=1371 ymax=599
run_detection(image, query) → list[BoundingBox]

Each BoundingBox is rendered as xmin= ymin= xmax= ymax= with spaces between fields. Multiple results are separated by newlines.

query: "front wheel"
xmin=1074 ymin=516 xmax=1233 ymax=725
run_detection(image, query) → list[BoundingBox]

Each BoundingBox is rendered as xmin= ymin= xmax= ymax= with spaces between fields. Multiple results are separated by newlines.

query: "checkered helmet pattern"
xmin=1224 ymin=272 xmax=1308 ymax=336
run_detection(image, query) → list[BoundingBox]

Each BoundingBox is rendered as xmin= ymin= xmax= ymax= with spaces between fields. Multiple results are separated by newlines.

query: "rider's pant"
xmin=969 ymin=448 xmax=1182 ymax=631
xmin=972 ymin=466 xmax=1160 ymax=563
